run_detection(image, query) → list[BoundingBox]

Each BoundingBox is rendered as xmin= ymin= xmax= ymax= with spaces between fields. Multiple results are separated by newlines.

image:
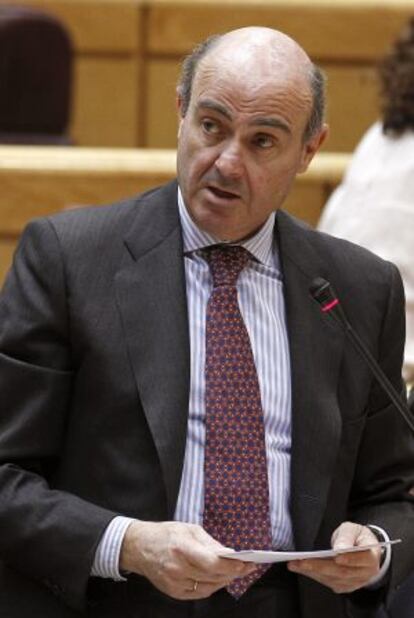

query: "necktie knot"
xmin=204 ymin=245 xmax=250 ymax=288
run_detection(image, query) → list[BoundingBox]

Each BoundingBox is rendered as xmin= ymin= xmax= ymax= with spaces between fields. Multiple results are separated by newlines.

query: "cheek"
xmin=251 ymin=165 xmax=280 ymax=195
xmin=268 ymin=159 xmax=301 ymax=190
xmin=187 ymin=150 xmax=217 ymax=183
xmin=249 ymin=161 xmax=298 ymax=207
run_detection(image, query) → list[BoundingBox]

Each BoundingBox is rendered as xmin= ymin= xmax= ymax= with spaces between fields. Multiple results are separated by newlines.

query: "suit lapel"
xmin=115 ymin=182 xmax=190 ymax=518
xmin=276 ymin=210 xmax=346 ymax=550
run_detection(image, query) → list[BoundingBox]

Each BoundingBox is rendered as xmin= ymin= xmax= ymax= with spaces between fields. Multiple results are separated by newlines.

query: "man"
xmin=0 ymin=27 xmax=413 ymax=618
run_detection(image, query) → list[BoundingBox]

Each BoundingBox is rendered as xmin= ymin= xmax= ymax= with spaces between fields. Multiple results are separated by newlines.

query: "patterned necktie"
xmin=203 ymin=245 xmax=272 ymax=598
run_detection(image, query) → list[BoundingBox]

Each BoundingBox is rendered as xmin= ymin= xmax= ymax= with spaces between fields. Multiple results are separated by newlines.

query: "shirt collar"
xmin=177 ymin=187 xmax=276 ymax=267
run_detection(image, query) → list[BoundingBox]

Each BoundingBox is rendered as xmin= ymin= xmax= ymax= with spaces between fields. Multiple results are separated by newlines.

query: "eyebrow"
xmin=254 ymin=117 xmax=291 ymax=134
xmin=196 ymin=98 xmax=291 ymax=135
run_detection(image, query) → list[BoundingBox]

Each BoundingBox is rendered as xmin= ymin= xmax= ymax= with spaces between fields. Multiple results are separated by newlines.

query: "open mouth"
xmin=207 ymin=186 xmax=240 ymax=200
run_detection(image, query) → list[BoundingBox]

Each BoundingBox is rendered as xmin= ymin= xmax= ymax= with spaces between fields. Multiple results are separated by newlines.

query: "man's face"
xmin=177 ymin=53 xmax=325 ymax=242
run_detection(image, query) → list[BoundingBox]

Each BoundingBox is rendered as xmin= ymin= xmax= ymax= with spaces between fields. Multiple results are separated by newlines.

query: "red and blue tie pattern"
xmin=203 ymin=245 xmax=272 ymax=598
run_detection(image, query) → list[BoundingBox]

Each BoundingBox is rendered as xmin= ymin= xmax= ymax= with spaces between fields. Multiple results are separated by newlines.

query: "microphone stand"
xmin=310 ymin=277 xmax=414 ymax=433
xmin=341 ymin=320 xmax=414 ymax=432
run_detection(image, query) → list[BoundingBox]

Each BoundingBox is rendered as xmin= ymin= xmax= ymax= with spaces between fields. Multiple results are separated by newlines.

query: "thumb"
xmin=332 ymin=522 xmax=364 ymax=550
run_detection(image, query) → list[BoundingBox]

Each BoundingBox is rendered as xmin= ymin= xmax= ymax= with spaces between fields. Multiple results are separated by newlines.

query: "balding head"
xmin=178 ymin=27 xmax=325 ymax=141
xmin=176 ymin=26 xmax=328 ymax=241
xmin=210 ymin=27 xmax=313 ymax=77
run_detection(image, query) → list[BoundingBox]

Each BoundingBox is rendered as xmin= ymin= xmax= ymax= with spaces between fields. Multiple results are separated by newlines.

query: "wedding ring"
xmin=192 ymin=580 xmax=199 ymax=592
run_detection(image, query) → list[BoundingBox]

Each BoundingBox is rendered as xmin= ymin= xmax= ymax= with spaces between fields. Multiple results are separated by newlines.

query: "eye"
xmin=201 ymin=118 xmax=221 ymax=135
xmin=253 ymin=133 xmax=276 ymax=149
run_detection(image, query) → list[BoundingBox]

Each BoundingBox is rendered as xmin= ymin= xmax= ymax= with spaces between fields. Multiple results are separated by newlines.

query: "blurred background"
xmin=1 ymin=0 xmax=412 ymax=285
xmin=0 ymin=2 xmax=413 ymax=615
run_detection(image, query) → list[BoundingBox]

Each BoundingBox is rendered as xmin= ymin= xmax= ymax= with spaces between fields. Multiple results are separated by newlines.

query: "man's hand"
xmin=120 ymin=520 xmax=256 ymax=600
xmin=287 ymin=522 xmax=382 ymax=593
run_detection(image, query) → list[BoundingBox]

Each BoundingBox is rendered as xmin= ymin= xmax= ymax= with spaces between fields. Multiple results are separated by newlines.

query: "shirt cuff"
xmin=91 ymin=516 xmax=136 ymax=580
xmin=365 ymin=524 xmax=392 ymax=588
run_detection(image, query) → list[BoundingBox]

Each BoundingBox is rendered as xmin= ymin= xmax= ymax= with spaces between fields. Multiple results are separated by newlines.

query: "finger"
xmin=300 ymin=571 xmax=371 ymax=594
xmin=156 ymin=568 xmax=235 ymax=600
xmin=215 ymin=558 xmax=257 ymax=577
xmin=335 ymin=548 xmax=380 ymax=568
xmin=190 ymin=528 xmax=254 ymax=571
xmin=288 ymin=557 xmax=374 ymax=583
xmin=178 ymin=541 xmax=255 ymax=575
xmin=180 ymin=529 xmax=256 ymax=578
xmin=332 ymin=521 xmax=365 ymax=551
xmin=175 ymin=579 xmax=229 ymax=601
xmin=288 ymin=557 xmax=379 ymax=593
xmin=287 ymin=562 xmax=374 ymax=593
xmin=288 ymin=557 xmax=337 ymax=575
xmin=334 ymin=526 xmax=381 ymax=567
xmin=172 ymin=539 xmax=256 ymax=581
xmin=185 ymin=559 xmax=257 ymax=583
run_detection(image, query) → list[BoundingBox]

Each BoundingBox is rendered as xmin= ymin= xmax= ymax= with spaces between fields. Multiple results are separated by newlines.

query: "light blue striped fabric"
xmin=174 ymin=190 xmax=294 ymax=550
xmin=92 ymin=516 xmax=134 ymax=579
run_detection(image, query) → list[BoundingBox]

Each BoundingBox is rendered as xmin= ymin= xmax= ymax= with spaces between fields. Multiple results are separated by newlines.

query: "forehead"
xmin=191 ymin=52 xmax=312 ymax=131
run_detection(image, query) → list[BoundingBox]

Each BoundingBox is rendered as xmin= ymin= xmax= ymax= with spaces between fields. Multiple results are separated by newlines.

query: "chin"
xmin=194 ymin=213 xmax=238 ymax=241
xmin=193 ymin=201 xmax=239 ymax=234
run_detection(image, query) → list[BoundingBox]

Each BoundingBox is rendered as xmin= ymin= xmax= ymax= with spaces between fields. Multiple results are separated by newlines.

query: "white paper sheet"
xmin=218 ymin=539 xmax=401 ymax=563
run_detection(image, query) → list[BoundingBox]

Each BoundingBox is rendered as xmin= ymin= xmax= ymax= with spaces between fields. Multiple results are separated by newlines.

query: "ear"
xmin=298 ymin=123 xmax=329 ymax=174
xmin=176 ymin=87 xmax=184 ymax=114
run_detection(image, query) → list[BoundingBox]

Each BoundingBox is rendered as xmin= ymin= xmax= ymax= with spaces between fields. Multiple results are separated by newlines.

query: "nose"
xmin=214 ymin=140 xmax=244 ymax=179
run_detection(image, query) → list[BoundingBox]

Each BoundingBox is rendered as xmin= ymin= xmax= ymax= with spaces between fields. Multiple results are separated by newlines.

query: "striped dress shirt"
xmin=174 ymin=190 xmax=293 ymax=549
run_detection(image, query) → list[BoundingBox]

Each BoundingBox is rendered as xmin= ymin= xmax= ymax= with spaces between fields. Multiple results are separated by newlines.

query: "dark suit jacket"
xmin=0 ymin=180 xmax=413 ymax=617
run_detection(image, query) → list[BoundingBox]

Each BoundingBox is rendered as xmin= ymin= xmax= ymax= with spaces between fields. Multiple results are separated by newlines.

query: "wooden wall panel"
xmin=0 ymin=147 xmax=177 ymax=234
xmin=146 ymin=60 xmax=180 ymax=147
xmin=283 ymin=184 xmax=327 ymax=227
xmin=0 ymin=241 xmax=16 ymax=288
xmin=16 ymin=0 xmax=141 ymax=53
xmin=146 ymin=1 xmax=414 ymax=60
xmin=322 ymin=65 xmax=379 ymax=151
xmin=72 ymin=58 xmax=141 ymax=147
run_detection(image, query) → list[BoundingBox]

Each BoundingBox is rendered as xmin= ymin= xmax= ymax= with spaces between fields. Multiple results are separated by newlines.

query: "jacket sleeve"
xmin=347 ymin=262 xmax=414 ymax=611
xmin=0 ymin=219 xmax=118 ymax=612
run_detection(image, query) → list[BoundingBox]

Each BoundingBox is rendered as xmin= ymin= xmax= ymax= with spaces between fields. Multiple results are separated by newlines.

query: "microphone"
xmin=309 ymin=277 xmax=414 ymax=432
